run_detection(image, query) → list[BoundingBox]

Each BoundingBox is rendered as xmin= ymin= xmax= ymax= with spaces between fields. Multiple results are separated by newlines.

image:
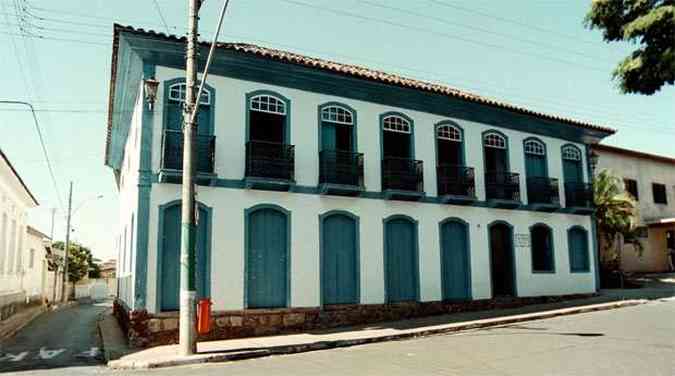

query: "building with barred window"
xmin=106 ymin=25 xmax=614 ymax=347
xmin=593 ymin=144 xmax=675 ymax=273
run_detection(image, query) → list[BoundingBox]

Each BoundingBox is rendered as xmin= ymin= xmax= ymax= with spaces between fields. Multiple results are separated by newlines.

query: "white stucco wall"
xmin=146 ymin=186 xmax=594 ymax=313
xmin=135 ymin=66 xmax=597 ymax=314
xmin=0 ymin=153 xmax=35 ymax=308
xmin=116 ymin=85 xmax=144 ymax=307
xmin=21 ymin=229 xmax=49 ymax=300
xmin=595 ymin=149 xmax=675 ymax=272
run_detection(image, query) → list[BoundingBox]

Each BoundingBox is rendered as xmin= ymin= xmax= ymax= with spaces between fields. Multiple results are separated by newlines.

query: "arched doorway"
xmin=488 ymin=222 xmax=516 ymax=297
xmin=440 ymin=219 xmax=471 ymax=301
xmin=321 ymin=211 xmax=359 ymax=305
xmin=246 ymin=205 xmax=290 ymax=308
xmin=159 ymin=202 xmax=210 ymax=312
xmin=384 ymin=215 xmax=419 ymax=303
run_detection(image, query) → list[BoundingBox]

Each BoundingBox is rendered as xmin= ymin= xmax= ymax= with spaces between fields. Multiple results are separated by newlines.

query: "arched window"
xmin=531 ymin=224 xmax=555 ymax=273
xmin=250 ymin=94 xmax=286 ymax=115
xmin=562 ymin=145 xmax=581 ymax=161
xmin=319 ymin=103 xmax=356 ymax=152
xmin=382 ymin=115 xmax=411 ymax=134
xmin=247 ymin=91 xmax=289 ymax=144
xmin=524 ymin=139 xmax=545 ymax=156
xmin=523 ymin=138 xmax=548 ymax=182
xmin=321 ymin=105 xmax=353 ymax=125
xmin=168 ymin=82 xmax=211 ymax=105
xmin=436 ymin=124 xmax=462 ymax=142
xmin=483 ymin=133 xmax=506 ymax=149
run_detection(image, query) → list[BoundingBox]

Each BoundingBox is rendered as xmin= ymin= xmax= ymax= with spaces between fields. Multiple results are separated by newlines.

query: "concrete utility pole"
xmin=50 ymin=208 xmax=58 ymax=303
xmin=179 ymin=0 xmax=200 ymax=356
xmin=62 ymin=182 xmax=73 ymax=302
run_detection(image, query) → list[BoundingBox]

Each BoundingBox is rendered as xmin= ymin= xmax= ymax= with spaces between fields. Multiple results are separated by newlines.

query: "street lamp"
xmin=589 ymin=150 xmax=599 ymax=175
xmin=62 ymin=188 xmax=104 ymax=302
xmin=144 ymin=78 xmax=160 ymax=111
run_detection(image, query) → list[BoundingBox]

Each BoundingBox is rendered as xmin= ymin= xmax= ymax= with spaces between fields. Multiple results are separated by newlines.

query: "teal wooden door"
xmin=525 ymin=154 xmax=546 ymax=177
xmin=563 ymin=160 xmax=582 ymax=183
xmin=322 ymin=214 xmax=358 ymax=305
xmin=440 ymin=221 xmax=470 ymax=301
xmin=161 ymin=204 xmax=209 ymax=311
xmin=321 ymin=122 xmax=337 ymax=151
xmin=247 ymin=208 xmax=288 ymax=308
xmin=569 ymin=228 xmax=589 ymax=271
xmin=385 ymin=218 xmax=418 ymax=302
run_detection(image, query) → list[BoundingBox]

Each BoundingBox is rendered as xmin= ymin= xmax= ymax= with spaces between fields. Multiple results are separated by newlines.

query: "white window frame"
xmin=249 ymin=94 xmax=286 ymax=115
xmin=321 ymin=105 xmax=353 ymax=125
xmin=562 ymin=145 xmax=582 ymax=161
xmin=168 ymin=83 xmax=211 ymax=105
xmin=483 ymin=133 xmax=506 ymax=149
xmin=382 ymin=115 xmax=411 ymax=134
xmin=436 ymin=124 xmax=462 ymax=142
xmin=524 ymin=140 xmax=546 ymax=156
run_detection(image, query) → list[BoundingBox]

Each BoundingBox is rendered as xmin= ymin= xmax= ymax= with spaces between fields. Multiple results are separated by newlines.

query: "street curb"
xmin=0 ymin=305 xmax=46 ymax=342
xmin=108 ymin=299 xmax=647 ymax=369
xmin=98 ymin=309 xmax=132 ymax=362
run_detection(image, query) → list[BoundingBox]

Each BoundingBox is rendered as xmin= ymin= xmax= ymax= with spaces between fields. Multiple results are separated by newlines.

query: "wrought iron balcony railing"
xmin=161 ymin=129 xmax=215 ymax=174
xmin=485 ymin=171 xmax=521 ymax=201
xmin=319 ymin=150 xmax=364 ymax=188
xmin=565 ymin=182 xmax=593 ymax=208
xmin=381 ymin=157 xmax=424 ymax=193
xmin=527 ymin=177 xmax=560 ymax=205
xmin=437 ymin=165 xmax=475 ymax=197
xmin=245 ymin=141 xmax=295 ymax=181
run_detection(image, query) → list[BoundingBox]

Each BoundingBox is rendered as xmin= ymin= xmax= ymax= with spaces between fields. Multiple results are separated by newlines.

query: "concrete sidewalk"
xmin=108 ymin=298 xmax=647 ymax=369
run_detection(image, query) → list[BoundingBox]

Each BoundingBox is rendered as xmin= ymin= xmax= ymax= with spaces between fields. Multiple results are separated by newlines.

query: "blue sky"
xmin=1 ymin=0 xmax=673 ymax=260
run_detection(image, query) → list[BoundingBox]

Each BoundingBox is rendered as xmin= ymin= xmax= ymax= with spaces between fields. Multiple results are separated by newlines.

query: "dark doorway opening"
xmin=250 ymin=111 xmax=284 ymax=143
xmin=383 ymin=131 xmax=411 ymax=158
xmin=437 ymin=139 xmax=461 ymax=166
xmin=489 ymin=223 xmax=516 ymax=297
xmin=484 ymin=147 xmax=507 ymax=172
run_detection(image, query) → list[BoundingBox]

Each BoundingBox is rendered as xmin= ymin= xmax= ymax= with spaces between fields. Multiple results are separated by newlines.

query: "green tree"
xmin=593 ymin=169 xmax=643 ymax=273
xmin=584 ymin=0 xmax=675 ymax=95
xmin=52 ymin=241 xmax=99 ymax=283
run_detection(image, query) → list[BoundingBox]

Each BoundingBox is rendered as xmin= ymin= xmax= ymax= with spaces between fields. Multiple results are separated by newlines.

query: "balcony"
xmin=159 ymin=129 xmax=215 ymax=184
xmin=244 ymin=141 xmax=295 ymax=191
xmin=319 ymin=150 xmax=364 ymax=196
xmin=381 ymin=157 xmax=425 ymax=201
xmin=527 ymin=177 xmax=561 ymax=212
xmin=436 ymin=165 xmax=476 ymax=204
xmin=564 ymin=182 xmax=594 ymax=214
xmin=485 ymin=171 xmax=521 ymax=208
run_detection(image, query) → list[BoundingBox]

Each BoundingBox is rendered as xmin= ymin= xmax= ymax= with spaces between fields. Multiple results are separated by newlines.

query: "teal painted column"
xmin=133 ymin=62 xmax=156 ymax=310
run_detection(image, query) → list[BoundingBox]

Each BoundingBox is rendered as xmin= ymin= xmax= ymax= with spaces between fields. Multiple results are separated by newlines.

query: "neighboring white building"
xmin=0 ymin=148 xmax=39 ymax=320
xmin=593 ymin=144 xmax=675 ymax=272
xmin=23 ymin=226 xmax=53 ymax=302
xmin=105 ymin=25 xmax=614 ymax=344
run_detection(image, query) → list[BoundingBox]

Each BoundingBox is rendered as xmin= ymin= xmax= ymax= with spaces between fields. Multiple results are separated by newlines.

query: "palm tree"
xmin=593 ymin=169 xmax=642 ymax=277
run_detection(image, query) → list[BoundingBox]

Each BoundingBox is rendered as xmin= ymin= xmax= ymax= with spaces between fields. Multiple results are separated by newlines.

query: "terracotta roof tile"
xmin=106 ymin=24 xmax=616 ymax=166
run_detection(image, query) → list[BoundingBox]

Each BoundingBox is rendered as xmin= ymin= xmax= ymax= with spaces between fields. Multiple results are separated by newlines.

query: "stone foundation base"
xmin=114 ymin=294 xmax=594 ymax=348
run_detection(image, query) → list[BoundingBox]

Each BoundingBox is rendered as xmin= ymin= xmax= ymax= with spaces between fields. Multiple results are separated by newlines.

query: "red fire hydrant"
xmin=196 ymin=298 xmax=212 ymax=335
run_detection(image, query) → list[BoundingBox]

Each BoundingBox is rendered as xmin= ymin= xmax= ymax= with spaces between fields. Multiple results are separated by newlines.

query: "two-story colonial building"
xmin=106 ymin=25 xmax=614 ymax=346
xmin=593 ymin=144 xmax=675 ymax=273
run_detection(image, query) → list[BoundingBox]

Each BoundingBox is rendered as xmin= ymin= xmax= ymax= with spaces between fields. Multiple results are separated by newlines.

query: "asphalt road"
xmin=2 ymin=299 xmax=674 ymax=375
xmin=0 ymin=301 xmax=107 ymax=373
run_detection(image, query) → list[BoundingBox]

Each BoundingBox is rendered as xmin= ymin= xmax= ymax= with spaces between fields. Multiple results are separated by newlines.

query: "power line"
xmin=358 ymin=0 xmax=617 ymax=65
xmin=0 ymin=101 xmax=65 ymax=211
xmin=276 ymin=0 xmax=608 ymax=73
xmin=427 ymin=0 xmax=607 ymax=48
xmin=150 ymin=0 xmax=171 ymax=34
